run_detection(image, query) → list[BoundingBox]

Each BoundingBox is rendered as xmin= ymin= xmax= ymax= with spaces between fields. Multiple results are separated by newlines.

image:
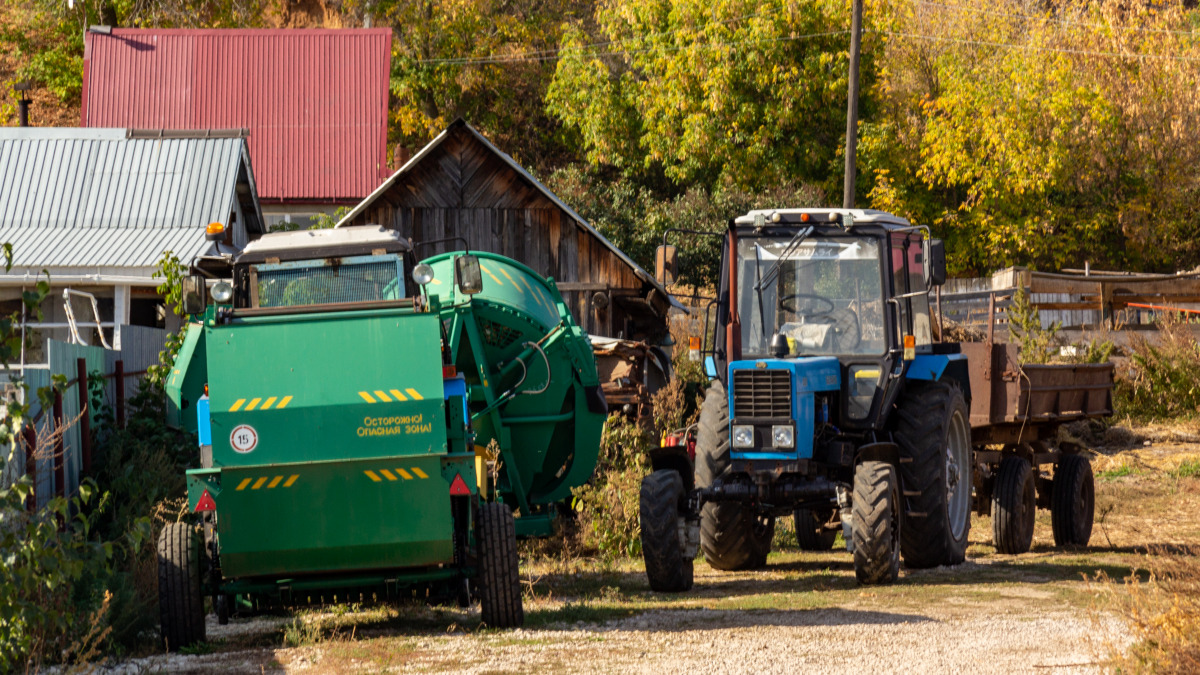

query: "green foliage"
xmin=547 ymin=0 xmax=865 ymax=194
xmin=570 ymin=415 xmax=648 ymax=558
xmin=1117 ymin=317 xmax=1200 ymax=422
xmin=1007 ymin=288 xmax=1061 ymax=365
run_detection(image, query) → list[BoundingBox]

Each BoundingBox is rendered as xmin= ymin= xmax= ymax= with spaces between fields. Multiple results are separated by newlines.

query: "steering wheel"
xmin=778 ymin=293 xmax=836 ymax=317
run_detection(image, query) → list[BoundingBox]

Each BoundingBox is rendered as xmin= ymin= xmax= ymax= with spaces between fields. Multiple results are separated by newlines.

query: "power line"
xmin=913 ymin=0 xmax=1199 ymax=37
xmin=874 ymin=29 xmax=1200 ymax=62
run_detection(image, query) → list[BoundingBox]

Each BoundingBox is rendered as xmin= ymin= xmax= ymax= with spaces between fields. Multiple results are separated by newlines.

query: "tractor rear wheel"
xmin=992 ymin=455 xmax=1036 ymax=554
xmin=696 ymin=381 xmax=774 ymax=571
xmin=640 ymin=469 xmax=694 ymax=592
xmin=478 ymin=503 xmax=524 ymax=628
xmin=894 ymin=382 xmax=972 ymax=568
xmin=852 ymin=461 xmax=901 ymax=585
xmin=1052 ymin=454 xmax=1094 ymax=547
xmin=158 ymin=522 xmax=206 ymax=651
xmin=794 ymin=508 xmax=838 ymax=551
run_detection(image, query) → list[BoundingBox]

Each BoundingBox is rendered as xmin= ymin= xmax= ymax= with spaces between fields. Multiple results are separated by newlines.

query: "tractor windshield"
xmin=252 ymin=254 xmax=406 ymax=308
xmin=737 ymin=235 xmax=885 ymax=357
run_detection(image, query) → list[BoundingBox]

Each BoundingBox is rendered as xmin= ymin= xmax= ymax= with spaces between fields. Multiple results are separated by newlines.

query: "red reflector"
xmin=195 ymin=489 xmax=216 ymax=513
xmin=443 ymin=365 xmax=457 ymax=378
xmin=449 ymin=473 xmax=471 ymax=496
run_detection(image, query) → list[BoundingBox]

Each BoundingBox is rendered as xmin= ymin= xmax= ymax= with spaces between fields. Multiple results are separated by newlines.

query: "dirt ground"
xmin=95 ymin=433 xmax=1200 ymax=674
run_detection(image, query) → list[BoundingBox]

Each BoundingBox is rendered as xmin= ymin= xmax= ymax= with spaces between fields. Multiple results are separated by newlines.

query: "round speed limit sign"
xmin=230 ymin=425 xmax=258 ymax=454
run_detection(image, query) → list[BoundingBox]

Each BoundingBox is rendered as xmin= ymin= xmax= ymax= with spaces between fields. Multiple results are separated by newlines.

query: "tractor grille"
xmin=732 ymin=369 xmax=792 ymax=419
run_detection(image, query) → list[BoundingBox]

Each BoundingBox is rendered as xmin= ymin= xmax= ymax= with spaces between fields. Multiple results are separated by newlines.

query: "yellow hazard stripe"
xmin=397 ymin=468 xmax=413 ymax=480
xmin=374 ymin=390 xmax=393 ymax=402
xmin=267 ymin=476 xmax=283 ymax=489
xmin=229 ymin=398 xmax=246 ymax=412
xmin=261 ymin=396 xmax=278 ymax=410
xmin=246 ymin=397 xmax=263 ymax=411
xmin=412 ymin=467 xmax=429 ymax=479
xmin=405 ymin=388 xmax=423 ymax=400
xmin=364 ymin=470 xmax=382 ymax=482
xmin=277 ymin=395 xmax=293 ymax=409
xmin=379 ymin=469 xmax=398 ymax=481
xmin=359 ymin=391 xmax=377 ymax=403
xmin=251 ymin=476 xmax=269 ymax=490
xmin=389 ymin=389 xmax=408 ymax=401
xmin=480 ymin=264 xmax=503 ymax=285
xmin=235 ymin=478 xmax=252 ymax=490
xmin=500 ymin=267 xmax=522 ymax=292
xmin=283 ymin=474 xmax=299 ymax=487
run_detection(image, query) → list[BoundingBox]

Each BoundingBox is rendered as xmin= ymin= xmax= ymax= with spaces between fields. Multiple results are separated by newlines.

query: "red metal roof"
xmin=82 ymin=28 xmax=392 ymax=203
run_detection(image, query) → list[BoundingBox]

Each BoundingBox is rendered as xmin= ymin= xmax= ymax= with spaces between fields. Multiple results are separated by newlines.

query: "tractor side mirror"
xmin=923 ymin=239 xmax=947 ymax=287
xmin=655 ymin=245 xmax=678 ymax=285
xmin=455 ymin=254 xmax=484 ymax=295
xmin=181 ymin=275 xmax=206 ymax=315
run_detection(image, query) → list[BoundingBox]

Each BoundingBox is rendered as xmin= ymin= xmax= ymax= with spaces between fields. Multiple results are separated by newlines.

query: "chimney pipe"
xmin=14 ymin=81 xmax=32 ymax=127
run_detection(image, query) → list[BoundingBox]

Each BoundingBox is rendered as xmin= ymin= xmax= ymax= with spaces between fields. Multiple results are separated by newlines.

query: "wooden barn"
xmin=336 ymin=119 xmax=680 ymax=342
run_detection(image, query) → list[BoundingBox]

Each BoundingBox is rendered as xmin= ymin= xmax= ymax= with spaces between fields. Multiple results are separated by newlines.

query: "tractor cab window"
xmin=737 ymin=235 xmax=885 ymax=358
xmin=890 ymin=233 xmax=933 ymax=351
xmin=250 ymin=254 xmax=406 ymax=308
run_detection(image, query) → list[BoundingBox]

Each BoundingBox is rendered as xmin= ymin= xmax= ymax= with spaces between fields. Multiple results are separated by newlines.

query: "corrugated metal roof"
xmin=337 ymin=119 xmax=686 ymax=311
xmin=0 ymin=128 xmax=260 ymax=270
xmin=82 ymin=28 xmax=393 ymax=204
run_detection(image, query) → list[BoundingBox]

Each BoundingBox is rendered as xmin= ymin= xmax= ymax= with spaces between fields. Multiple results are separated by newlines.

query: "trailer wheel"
xmin=1052 ymin=454 xmax=1094 ymax=547
xmin=992 ymin=455 xmax=1036 ymax=554
xmin=894 ymin=382 xmax=972 ymax=569
xmin=478 ymin=503 xmax=524 ymax=628
xmin=640 ymin=470 xmax=694 ymax=592
xmin=794 ymin=508 xmax=837 ymax=551
xmin=852 ymin=461 xmax=901 ymax=585
xmin=157 ymin=522 xmax=206 ymax=651
xmin=696 ymin=381 xmax=774 ymax=571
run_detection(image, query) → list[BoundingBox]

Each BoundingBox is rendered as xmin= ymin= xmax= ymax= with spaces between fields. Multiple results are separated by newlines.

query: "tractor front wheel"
xmin=478 ymin=503 xmax=524 ymax=628
xmin=640 ymin=469 xmax=694 ymax=592
xmin=158 ymin=522 xmax=207 ymax=651
xmin=852 ymin=461 xmax=902 ymax=585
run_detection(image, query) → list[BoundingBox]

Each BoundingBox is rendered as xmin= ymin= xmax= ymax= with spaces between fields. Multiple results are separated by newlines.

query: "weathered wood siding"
xmin=345 ymin=124 xmax=658 ymax=339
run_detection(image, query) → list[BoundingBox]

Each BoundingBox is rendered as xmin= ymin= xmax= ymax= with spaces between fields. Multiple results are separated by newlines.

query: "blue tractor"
xmin=640 ymin=208 xmax=973 ymax=589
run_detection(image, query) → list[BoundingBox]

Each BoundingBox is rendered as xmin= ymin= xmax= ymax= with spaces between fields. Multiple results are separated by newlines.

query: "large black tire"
xmin=1052 ymin=454 xmax=1094 ymax=547
xmin=894 ymin=382 xmax=972 ymax=569
xmin=852 ymin=461 xmax=901 ymax=585
xmin=794 ymin=508 xmax=837 ymax=551
xmin=696 ymin=381 xmax=774 ymax=571
xmin=158 ymin=522 xmax=206 ymax=651
xmin=640 ymin=470 xmax=694 ymax=592
xmin=478 ymin=503 xmax=524 ymax=628
xmin=992 ymin=455 xmax=1036 ymax=554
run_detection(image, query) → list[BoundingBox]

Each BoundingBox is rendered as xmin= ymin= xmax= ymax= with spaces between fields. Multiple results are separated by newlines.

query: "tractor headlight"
xmin=412 ymin=263 xmax=435 ymax=286
xmin=772 ymin=425 xmax=795 ymax=448
xmin=211 ymin=281 xmax=233 ymax=304
xmin=732 ymin=425 xmax=754 ymax=448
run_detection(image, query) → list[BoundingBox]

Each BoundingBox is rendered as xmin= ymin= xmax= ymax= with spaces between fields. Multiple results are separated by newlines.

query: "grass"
xmin=1172 ymin=459 xmax=1200 ymax=478
xmin=1098 ymin=463 xmax=1138 ymax=480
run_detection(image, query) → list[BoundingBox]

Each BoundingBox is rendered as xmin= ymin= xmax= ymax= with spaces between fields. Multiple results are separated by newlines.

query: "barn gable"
xmin=338 ymin=120 xmax=680 ymax=340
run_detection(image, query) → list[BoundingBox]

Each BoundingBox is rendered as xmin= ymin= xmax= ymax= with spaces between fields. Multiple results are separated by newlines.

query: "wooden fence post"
xmin=77 ymin=358 xmax=91 ymax=473
xmin=115 ymin=359 xmax=126 ymax=430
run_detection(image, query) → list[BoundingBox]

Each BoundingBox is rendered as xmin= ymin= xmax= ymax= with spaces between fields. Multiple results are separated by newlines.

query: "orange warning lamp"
xmin=205 ymin=222 xmax=226 ymax=242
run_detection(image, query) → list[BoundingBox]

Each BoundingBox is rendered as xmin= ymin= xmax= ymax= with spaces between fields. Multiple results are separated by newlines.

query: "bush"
xmin=1116 ymin=316 xmax=1200 ymax=421
xmin=570 ymin=415 xmax=649 ymax=558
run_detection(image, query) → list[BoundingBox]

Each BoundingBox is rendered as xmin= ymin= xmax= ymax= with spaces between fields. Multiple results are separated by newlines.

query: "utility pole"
xmin=842 ymin=0 xmax=864 ymax=209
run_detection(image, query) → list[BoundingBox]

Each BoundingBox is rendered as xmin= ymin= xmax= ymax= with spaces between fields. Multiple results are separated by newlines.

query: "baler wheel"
xmin=157 ymin=522 xmax=207 ymax=650
xmin=794 ymin=508 xmax=838 ymax=551
xmin=640 ymin=469 xmax=694 ymax=592
xmin=696 ymin=381 xmax=774 ymax=571
xmin=852 ymin=460 xmax=902 ymax=585
xmin=894 ymin=382 xmax=972 ymax=568
xmin=478 ymin=503 xmax=524 ymax=628
xmin=1052 ymin=454 xmax=1094 ymax=547
xmin=992 ymin=455 xmax=1036 ymax=554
